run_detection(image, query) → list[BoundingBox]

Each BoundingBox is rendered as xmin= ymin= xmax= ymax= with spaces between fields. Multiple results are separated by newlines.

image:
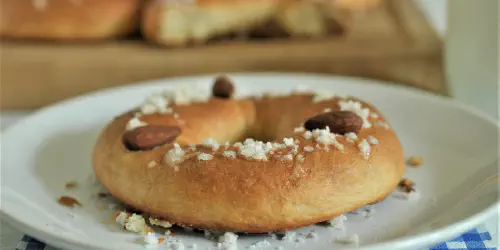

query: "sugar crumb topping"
xmin=197 ymin=153 xmax=214 ymax=161
xmin=223 ymin=150 xmax=237 ymax=159
xmin=202 ymin=138 xmax=220 ymax=151
xmin=367 ymin=136 xmax=379 ymax=145
xmin=147 ymin=161 xmax=158 ymax=168
xmin=323 ymin=108 xmax=332 ymax=113
xmin=164 ymin=143 xmax=185 ymax=166
xmin=283 ymin=138 xmax=295 ymax=147
xmin=149 ymin=218 xmax=173 ymax=228
xmin=283 ymin=154 xmax=293 ymax=161
xmin=218 ymin=232 xmax=238 ymax=250
xmin=370 ymin=112 xmax=379 ymax=119
xmin=294 ymin=126 xmax=305 ymax=133
xmin=328 ymin=214 xmax=347 ymax=231
xmin=303 ymin=131 xmax=312 ymax=139
xmin=144 ymin=232 xmax=159 ymax=246
xmin=304 ymin=146 xmax=314 ymax=152
xmin=238 ymin=139 xmax=272 ymax=161
xmin=312 ymin=91 xmax=335 ymax=103
xmin=345 ymin=132 xmax=358 ymax=142
xmin=339 ymin=100 xmax=371 ymax=128
xmin=375 ymin=120 xmax=390 ymax=129
xmin=357 ymin=139 xmax=371 ymax=159
xmin=126 ymin=117 xmax=147 ymax=131
xmin=124 ymin=213 xmax=149 ymax=234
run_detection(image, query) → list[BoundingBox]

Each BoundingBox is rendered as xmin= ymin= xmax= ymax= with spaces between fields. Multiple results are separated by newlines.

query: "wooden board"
xmin=0 ymin=0 xmax=445 ymax=109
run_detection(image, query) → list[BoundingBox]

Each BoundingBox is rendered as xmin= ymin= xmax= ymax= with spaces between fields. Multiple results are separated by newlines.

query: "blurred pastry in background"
xmin=142 ymin=0 xmax=381 ymax=47
xmin=0 ymin=0 xmax=143 ymax=40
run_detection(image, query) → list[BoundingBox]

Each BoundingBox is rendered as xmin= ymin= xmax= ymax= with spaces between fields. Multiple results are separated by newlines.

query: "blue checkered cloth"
xmin=15 ymin=227 xmax=498 ymax=250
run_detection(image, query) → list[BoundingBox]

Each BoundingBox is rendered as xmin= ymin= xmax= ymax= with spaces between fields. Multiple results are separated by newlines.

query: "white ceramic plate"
xmin=1 ymin=73 xmax=498 ymax=250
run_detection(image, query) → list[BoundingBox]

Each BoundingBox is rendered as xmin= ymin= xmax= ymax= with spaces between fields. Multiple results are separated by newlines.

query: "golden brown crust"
xmin=92 ymin=93 xmax=405 ymax=233
xmin=0 ymin=0 xmax=142 ymax=40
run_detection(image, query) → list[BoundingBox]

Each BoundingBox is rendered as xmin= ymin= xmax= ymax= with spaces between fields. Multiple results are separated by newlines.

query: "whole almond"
xmin=304 ymin=111 xmax=363 ymax=134
xmin=212 ymin=76 xmax=234 ymax=98
xmin=123 ymin=125 xmax=181 ymax=151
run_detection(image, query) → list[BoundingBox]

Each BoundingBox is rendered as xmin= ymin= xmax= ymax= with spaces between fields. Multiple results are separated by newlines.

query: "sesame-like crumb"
xmin=197 ymin=153 xmax=214 ymax=161
xmin=223 ymin=150 xmax=237 ymax=159
xmin=357 ymin=139 xmax=371 ymax=159
xmin=294 ymin=127 xmax=305 ymax=133
xmin=164 ymin=143 xmax=185 ymax=166
xmin=367 ymin=136 xmax=379 ymax=145
xmin=147 ymin=161 xmax=158 ymax=168
xmin=149 ymin=218 xmax=173 ymax=228
xmin=339 ymin=100 xmax=371 ymax=128
xmin=345 ymin=132 xmax=358 ymax=142
xmin=202 ymin=138 xmax=220 ymax=151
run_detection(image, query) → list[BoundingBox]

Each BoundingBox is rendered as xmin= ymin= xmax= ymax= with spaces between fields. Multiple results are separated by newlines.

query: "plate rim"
xmin=1 ymin=72 xmax=499 ymax=250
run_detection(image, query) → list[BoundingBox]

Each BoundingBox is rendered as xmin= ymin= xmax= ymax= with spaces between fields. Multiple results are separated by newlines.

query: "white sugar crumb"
xmin=238 ymin=139 xmax=271 ymax=161
xmin=294 ymin=127 xmax=305 ymax=133
xmin=224 ymin=141 xmax=231 ymax=149
xmin=149 ymin=218 xmax=173 ymax=228
xmin=223 ymin=150 xmax=237 ymax=159
xmin=339 ymin=100 xmax=371 ymax=128
xmin=140 ymin=94 xmax=169 ymax=115
xmin=311 ymin=127 xmax=343 ymax=151
xmin=125 ymin=213 xmax=149 ymax=233
xmin=144 ymin=232 xmax=159 ymax=246
xmin=367 ymin=136 xmax=379 ymax=145
xmin=323 ymin=108 xmax=332 ymax=113
xmin=328 ymin=214 xmax=347 ymax=230
xmin=312 ymin=91 xmax=335 ymax=103
xmin=335 ymin=234 xmax=359 ymax=246
xmin=283 ymin=154 xmax=293 ymax=161
xmin=296 ymin=154 xmax=305 ymax=163
xmin=270 ymin=233 xmax=278 ymax=240
xmin=357 ymin=139 xmax=371 ymax=159
xmin=126 ymin=117 xmax=147 ymax=131
xmin=282 ymin=232 xmax=296 ymax=242
xmin=115 ymin=211 xmax=129 ymax=227
xmin=173 ymin=113 xmax=180 ymax=119
xmin=165 ymin=239 xmax=185 ymax=250
xmin=147 ymin=161 xmax=158 ymax=168
xmin=375 ymin=120 xmax=390 ymax=129
xmin=202 ymin=138 xmax=220 ymax=151
xmin=345 ymin=132 xmax=358 ymax=142
xmin=283 ymin=138 xmax=295 ymax=147
xmin=197 ymin=153 xmax=214 ymax=161
xmin=164 ymin=143 xmax=185 ymax=166
xmin=303 ymin=131 xmax=312 ymax=139
xmin=248 ymin=240 xmax=271 ymax=249
xmin=370 ymin=113 xmax=379 ymax=119
xmin=165 ymin=230 xmax=173 ymax=236
xmin=189 ymin=144 xmax=197 ymax=151
xmin=304 ymin=146 xmax=314 ymax=152
xmin=218 ymin=232 xmax=238 ymax=250
xmin=165 ymin=84 xmax=209 ymax=105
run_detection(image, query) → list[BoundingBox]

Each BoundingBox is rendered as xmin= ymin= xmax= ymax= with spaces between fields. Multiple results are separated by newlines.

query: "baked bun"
xmin=141 ymin=0 xmax=380 ymax=46
xmin=92 ymin=76 xmax=405 ymax=233
xmin=0 ymin=0 xmax=143 ymax=40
